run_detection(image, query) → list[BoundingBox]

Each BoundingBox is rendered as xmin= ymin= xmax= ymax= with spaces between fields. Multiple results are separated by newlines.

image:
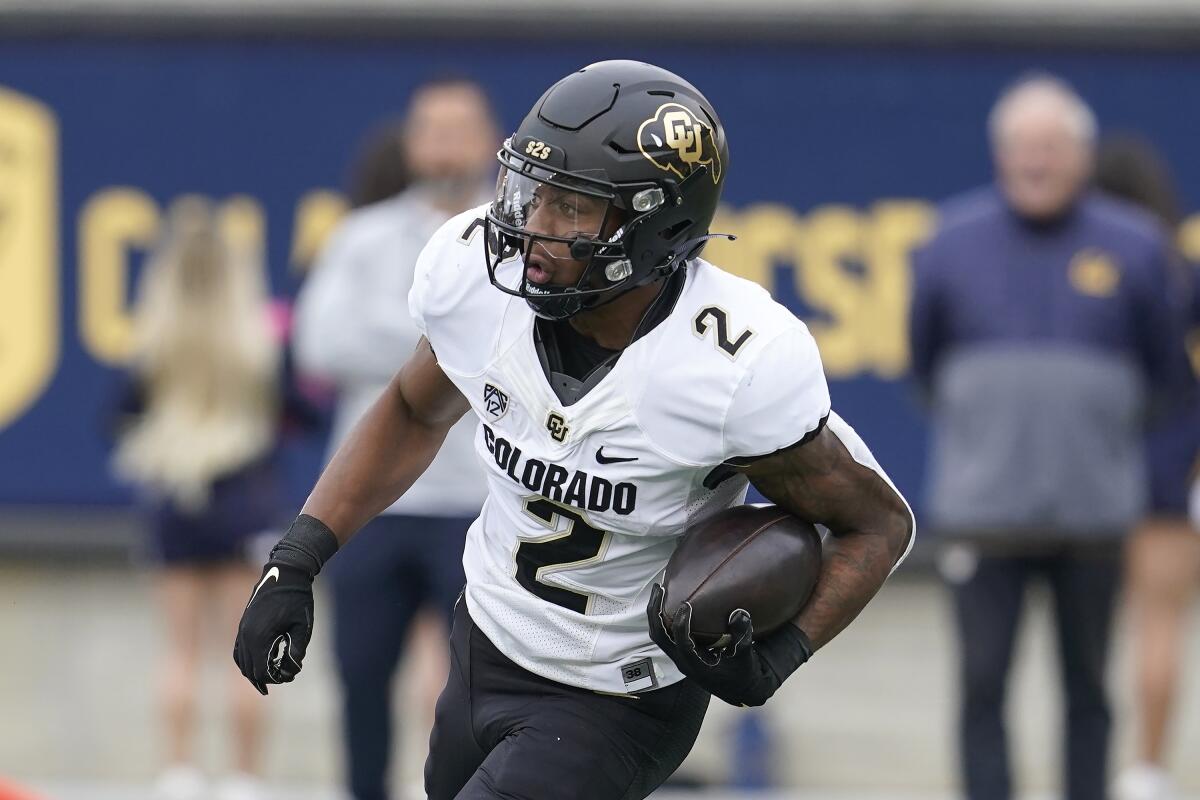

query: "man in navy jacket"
xmin=911 ymin=75 xmax=1188 ymax=800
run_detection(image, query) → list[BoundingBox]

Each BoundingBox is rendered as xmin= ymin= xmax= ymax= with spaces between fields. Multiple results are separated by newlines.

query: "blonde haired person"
xmin=1096 ymin=136 xmax=1200 ymax=800
xmin=114 ymin=197 xmax=284 ymax=800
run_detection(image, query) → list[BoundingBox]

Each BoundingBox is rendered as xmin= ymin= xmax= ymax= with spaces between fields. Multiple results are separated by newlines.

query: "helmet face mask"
xmin=482 ymin=60 xmax=729 ymax=321
xmin=484 ymin=146 xmax=659 ymax=320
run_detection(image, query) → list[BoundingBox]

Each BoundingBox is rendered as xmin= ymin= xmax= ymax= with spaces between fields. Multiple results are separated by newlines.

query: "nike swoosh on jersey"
xmin=596 ymin=447 xmax=638 ymax=465
xmin=249 ymin=566 xmax=280 ymax=606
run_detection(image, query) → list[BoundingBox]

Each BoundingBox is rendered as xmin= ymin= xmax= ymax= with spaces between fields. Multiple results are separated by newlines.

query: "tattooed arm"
xmin=739 ymin=423 xmax=913 ymax=649
xmin=646 ymin=419 xmax=913 ymax=706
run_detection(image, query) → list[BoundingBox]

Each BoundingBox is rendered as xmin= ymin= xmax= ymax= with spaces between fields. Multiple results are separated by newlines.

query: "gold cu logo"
xmin=1069 ymin=249 xmax=1120 ymax=298
xmin=546 ymin=411 xmax=569 ymax=442
xmin=636 ymin=102 xmax=722 ymax=185
xmin=664 ymin=111 xmax=702 ymax=162
xmin=0 ymin=86 xmax=59 ymax=431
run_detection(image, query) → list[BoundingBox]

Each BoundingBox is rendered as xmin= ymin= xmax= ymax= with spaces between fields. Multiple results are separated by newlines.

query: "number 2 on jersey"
xmin=693 ymin=305 xmax=755 ymax=358
xmin=515 ymin=498 xmax=608 ymax=614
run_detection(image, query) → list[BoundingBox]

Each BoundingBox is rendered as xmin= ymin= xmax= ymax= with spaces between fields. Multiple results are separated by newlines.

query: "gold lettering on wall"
xmin=78 ymin=188 xmax=160 ymax=365
xmin=705 ymin=200 xmax=934 ymax=378
xmin=290 ymin=190 xmax=348 ymax=271
xmin=0 ymin=87 xmax=59 ymax=430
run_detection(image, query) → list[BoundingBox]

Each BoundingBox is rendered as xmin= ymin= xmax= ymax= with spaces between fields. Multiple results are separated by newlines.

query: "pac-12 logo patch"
xmin=483 ymin=383 xmax=509 ymax=420
xmin=637 ymin=102 xmax=722 ymax=185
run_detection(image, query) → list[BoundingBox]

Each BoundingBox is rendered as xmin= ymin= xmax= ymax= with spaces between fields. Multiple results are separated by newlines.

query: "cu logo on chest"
xmin=545 ymin=411 xmax=569 ymax=443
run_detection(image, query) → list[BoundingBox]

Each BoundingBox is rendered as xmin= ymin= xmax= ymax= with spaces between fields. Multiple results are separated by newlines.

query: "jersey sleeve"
xmin=407 ymin=221 xmax=441 ymax=339
xmin=407 ymin=207 xmax=484 ymax=340
xmin=721 ymin=322 xmax=832 ymax=463
xmin=405 ymin=205 xmax=508 ymax=376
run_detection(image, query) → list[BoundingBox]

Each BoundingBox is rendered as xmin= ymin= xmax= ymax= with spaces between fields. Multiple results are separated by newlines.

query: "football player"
xmin=235 ymin=60 xmax=914 ymax=799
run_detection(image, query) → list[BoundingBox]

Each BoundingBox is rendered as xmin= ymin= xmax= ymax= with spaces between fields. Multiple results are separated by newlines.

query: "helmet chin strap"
xmin=523 ymin=224 xmax=697 ymax=319
xmin=673 ymin=232 xmax=737 ymax=263
xmin=640 ymin=232 xmax=738 ymax=281
xmin=526 ymin=229 xmax=732 ymax=293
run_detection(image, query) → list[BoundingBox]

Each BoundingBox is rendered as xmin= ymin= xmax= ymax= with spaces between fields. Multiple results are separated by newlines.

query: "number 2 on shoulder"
xmin=693 ymin=306 xmax=755 ymax=359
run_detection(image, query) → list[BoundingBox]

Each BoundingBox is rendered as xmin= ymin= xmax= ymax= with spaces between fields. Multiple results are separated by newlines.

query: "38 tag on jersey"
xmin=620 ymin=657 xmax=658 ymax=693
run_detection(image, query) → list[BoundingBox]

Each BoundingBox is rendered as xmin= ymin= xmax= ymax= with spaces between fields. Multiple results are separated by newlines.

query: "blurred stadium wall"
xmin=3 ymin=0 xmax=1200 ymax=552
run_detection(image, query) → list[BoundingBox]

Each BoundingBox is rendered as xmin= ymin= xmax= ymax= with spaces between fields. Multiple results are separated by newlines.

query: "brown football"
xmin=661 ymin=504 xmax=822 ymax=646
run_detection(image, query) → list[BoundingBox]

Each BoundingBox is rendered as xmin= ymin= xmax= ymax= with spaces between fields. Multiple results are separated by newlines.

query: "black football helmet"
xmin=484 ymin=60 xmax=729 ymax=320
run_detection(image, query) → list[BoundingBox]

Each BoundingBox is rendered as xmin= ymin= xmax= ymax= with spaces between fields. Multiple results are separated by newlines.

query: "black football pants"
xmin=425 ymin=597 xmax=710 ymax=800
xmin=951 ymin=543 xmax=1122 ymax=800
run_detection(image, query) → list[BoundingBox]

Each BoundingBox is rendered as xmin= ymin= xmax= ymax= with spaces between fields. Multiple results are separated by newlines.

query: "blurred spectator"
xmin=292 ymin=77 xmax=498 ymax=800
xmin=1096 ymin=136 xmax=1183 ymax=229
xmin=112 ymin=197 xmax=284 ymax=800
xmin=910 ymin=75 xmax=1189 ymax=800
xmin=346 ymin=117 xmax=412 ymax=208
xmin=1097 ymin=134 xmax=1200 ymax=800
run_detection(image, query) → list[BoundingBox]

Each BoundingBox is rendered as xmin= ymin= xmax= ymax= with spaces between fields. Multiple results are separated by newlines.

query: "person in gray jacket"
xmin=293 ymin=77 xmax=498 ymax=800
xmin=910 ymin=75 xmax=1189 ymax=800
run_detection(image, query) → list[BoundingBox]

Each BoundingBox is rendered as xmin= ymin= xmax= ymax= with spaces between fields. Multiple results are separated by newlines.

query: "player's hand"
xmin=233 ymin=514 xmax=339 ymax=695
xmin=647 ymin=583 xmax=812 ymax=707
xmin=233 ymin=561 xmax=314 ymax=695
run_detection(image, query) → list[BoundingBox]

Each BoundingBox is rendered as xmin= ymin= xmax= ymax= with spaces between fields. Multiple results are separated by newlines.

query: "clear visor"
xmin=492 ymin=164 xmax=615 ymax=241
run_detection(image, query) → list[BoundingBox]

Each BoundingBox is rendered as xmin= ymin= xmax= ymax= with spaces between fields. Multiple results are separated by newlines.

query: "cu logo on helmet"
xmin=637 ymin=102 xmax=722 ymax=185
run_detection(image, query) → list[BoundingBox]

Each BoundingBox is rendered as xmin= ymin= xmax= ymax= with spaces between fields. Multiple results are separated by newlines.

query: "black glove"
xmin=234 ymin=514 xmax=338 ymax=695
xmin=647 ymin=583 xmax=813 ymax=707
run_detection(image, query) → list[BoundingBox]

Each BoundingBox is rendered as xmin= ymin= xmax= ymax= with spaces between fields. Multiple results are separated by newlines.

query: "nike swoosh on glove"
xmin=646 ymin=583 xmax=813 ymax=707
xmin=233 ymin=562 xmax=313 ymax=696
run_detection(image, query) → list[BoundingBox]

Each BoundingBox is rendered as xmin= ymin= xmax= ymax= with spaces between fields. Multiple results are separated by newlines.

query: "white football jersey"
xmin=409 ymin=205 xmax=913 ymax=694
